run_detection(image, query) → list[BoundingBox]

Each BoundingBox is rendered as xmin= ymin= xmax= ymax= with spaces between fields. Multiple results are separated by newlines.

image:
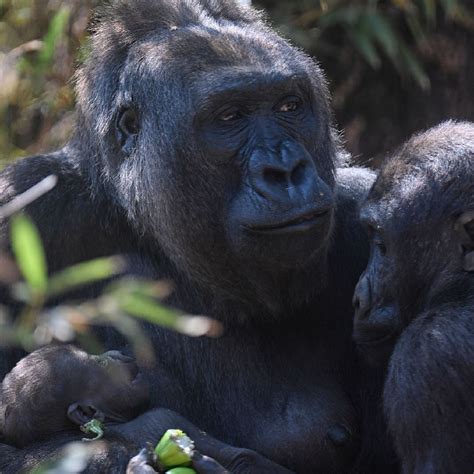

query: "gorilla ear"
xmin=115 ymin=106 xmax=139 ymax=155
xmin=67 ymin=402 xmax=105 ymax=426
xmin=455 ymin=210 xmax=474 ymax=271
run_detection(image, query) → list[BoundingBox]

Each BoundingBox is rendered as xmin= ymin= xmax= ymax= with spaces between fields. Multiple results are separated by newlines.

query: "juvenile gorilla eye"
xmin=276 ymin=97 xmax=301 ymax=113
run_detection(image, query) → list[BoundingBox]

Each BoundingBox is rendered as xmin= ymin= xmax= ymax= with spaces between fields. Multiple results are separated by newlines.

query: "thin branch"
xmin=0 ymin=175 xmax=58 ymax=218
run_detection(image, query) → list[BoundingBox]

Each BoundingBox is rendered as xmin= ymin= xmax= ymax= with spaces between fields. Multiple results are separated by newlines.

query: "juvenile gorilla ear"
xmin=455 ymin=210 xmax=474 ymax=271
xmin=67 ymin=402 xmax=105 ymax=426
xmin=115 ymin=106 xmax=139 ymax=155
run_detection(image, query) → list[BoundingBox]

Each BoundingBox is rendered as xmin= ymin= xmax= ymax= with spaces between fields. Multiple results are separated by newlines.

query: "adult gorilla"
xmin=0 ymin=1 xmax=391 ymax=472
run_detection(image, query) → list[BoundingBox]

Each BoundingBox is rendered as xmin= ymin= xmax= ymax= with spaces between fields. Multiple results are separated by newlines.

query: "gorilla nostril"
xmin=327 ymin=424 xmax=351 ymax=447
xmin=291 ymin=161 xmax=306 ymax=186
xmin=353 ymin=295 xmax=360 ymax=310
xmin=263 ymin=167 xmax=287 ymax=185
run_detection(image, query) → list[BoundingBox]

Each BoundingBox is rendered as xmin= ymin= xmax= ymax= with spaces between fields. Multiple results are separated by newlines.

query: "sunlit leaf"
xmin=47 ymin=257 xmax=124 ymax=298
xmin=118 ymin=292 xmax=222 ymax=337
xmin=10 ymin=213 xmax=48 ymax=295
xmin=119 ymin=292 xmax=182 ymax=328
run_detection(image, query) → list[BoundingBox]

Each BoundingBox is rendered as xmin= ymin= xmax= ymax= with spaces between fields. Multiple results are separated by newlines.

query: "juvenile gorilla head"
xmin=0 ymin=345 xmax=149 ymax=447
xmin=75 ymin=0 xmax=340 ymax=291
xmin=352 ymin=121 xmax=474 ymax=365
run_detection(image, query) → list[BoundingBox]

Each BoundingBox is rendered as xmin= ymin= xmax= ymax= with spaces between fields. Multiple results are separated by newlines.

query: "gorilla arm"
xmin=0 ymin=409 xmax=293 ymax=473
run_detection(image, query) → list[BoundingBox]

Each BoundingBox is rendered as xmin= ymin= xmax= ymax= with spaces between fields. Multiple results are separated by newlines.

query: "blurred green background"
xmin=0 ymin=0 xmax=473 ymax=165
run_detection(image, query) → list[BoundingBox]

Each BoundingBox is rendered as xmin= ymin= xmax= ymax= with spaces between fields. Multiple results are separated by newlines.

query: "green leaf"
xmin=47 ymin=257 xmax=124 ymax=298
xmin=422 ymin=0 xmax=437 ymax=24
xmin=10 ymin=213 xmax=48 ymax=295
xmin=38 ymin=7 xmax=70 ymax=68
xmin=400 ymin=45 xmax=430 ymax=90
xmin=350 ymin=28 xmax=381 ymax=69
xmin=405 ymin=13 xmax=426 ymax=43
xmin=318 ymin=5 xmax=363 ymax=28
xmin=438 ymin=0 xmax=461 ymax=17
xmin=119 ymin=293 xmax=182 ymax=329
xmin=365 ymin=11 xmax=399 ymax=61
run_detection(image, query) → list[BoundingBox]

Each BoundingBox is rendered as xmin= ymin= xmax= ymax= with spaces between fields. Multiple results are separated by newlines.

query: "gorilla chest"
xmin=238 ymin=380 xmax=359 ymax=473
xmin=153 ymin=330 xmax=359 ymax=473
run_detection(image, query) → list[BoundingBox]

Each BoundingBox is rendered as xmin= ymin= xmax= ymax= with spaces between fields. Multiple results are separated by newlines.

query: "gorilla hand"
xmin=113 ymin=408 xmax=294 ymax=474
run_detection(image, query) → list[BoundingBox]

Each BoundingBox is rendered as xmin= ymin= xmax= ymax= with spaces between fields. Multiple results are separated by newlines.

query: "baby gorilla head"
xmin=352 ymin=121 xmax=474 ymax=365
xmin=0 ymin=345 xmax=150 ymax=447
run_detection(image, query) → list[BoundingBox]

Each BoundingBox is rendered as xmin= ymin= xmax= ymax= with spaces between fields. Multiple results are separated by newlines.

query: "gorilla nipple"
xmin=327 ymin=424 xmax=351 ymax=447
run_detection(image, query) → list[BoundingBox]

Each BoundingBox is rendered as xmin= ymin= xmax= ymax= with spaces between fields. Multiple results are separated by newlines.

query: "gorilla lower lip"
xmin=246 ymin=209 xmax=329 ymax=234
xmin=355 ymin=331 xmax=396 ymax=346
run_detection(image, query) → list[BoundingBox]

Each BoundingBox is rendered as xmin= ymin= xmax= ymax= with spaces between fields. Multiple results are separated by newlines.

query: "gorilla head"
xmin=74 ymin=0 xmax=340 ymax=291
xmin=0 ymin=345 xmax=149 ymax=447
xmin=352 ymin=121 xmax=474 ymax=365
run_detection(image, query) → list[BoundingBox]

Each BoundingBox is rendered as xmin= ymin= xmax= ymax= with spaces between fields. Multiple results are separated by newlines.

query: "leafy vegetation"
xmin=0 ymin=0 xmax=472 ymax=353
xmin=0 ymin=0 xmax=472 ymax=161
xmin=260 ymin=0 xmax=472 ymax=89
xmin=0 ymin=177 xmax=221 ymax=361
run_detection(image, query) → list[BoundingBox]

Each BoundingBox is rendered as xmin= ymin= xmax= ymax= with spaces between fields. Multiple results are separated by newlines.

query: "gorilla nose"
xmin=249 ymin=142 xmax=316 ymax=202
xmin=103 ymin=350 xmax=139 ymax=379
xmin=353 ymin=276 xmax=371 ymax=321
xmin=262 ymin=159 xmax=307 ymax=188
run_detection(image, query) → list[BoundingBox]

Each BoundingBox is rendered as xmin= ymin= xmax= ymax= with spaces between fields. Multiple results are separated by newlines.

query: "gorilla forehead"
xmin=128 ymin=19 xmax=318 ymax=87
xmin=365 ymin=121 xmax=474 ymax=231
xmin=76 ymin=0 xmax=328 ymax=140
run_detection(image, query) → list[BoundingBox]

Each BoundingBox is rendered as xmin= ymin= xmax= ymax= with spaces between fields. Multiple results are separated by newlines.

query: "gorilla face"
xmin=0 ymin=346 xmax=150 ymax=447
xmin=106 ymin=23 xmax=337 ymax=284
xmin=352 ymin=122 xmax=474 ymax=366
xmin=196 ymin=69 xmax=335 ymax=269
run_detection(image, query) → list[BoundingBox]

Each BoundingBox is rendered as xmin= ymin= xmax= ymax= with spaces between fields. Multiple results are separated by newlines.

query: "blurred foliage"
xmin=259 ymin=0 xmax=472 ymax=89
xmin=0 ymin=0 xmax=99 ymax=159
xmin=0 ymin=179 xmax=222 ymax=361
xmin=0 ymin=0 xmax=473 ymax=160
xmin=257 ymin=0 xmax=474 ymax=161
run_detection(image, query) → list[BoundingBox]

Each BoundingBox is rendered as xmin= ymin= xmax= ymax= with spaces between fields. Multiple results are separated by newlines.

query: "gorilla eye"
xmin=117 ymin=107 xmax=139 ymax=136
xmin=219 ymin=108 xmax=243 ymax=122
xmin=276 ymin=97 xmax=301 ymax=113
xmin=116 ymin=107 xmax=139 ymax=154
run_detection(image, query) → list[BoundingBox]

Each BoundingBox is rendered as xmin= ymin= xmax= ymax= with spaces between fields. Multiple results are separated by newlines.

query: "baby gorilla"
xmin=0 ymin=344 xmax=150 ymax=447
xmin=353 ymin=121 xmax=474 ymax=474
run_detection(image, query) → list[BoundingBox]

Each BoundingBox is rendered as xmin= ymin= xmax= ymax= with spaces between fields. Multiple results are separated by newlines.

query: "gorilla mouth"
xmin=245 ymin=208 xmax=330 ymax=235
xmin=354 ymin=330 xmax=397 ymax=347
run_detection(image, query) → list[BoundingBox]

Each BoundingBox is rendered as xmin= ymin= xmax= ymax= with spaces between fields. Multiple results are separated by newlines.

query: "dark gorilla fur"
xmin=353 ymin=122 xmax=474 ymax=473
xmin=0 ymin=1 xmax=391 ymax=472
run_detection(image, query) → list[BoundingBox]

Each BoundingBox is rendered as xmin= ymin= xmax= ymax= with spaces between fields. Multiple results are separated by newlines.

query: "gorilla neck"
xmin=135 ymin=237 xmax=332 ymax=324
